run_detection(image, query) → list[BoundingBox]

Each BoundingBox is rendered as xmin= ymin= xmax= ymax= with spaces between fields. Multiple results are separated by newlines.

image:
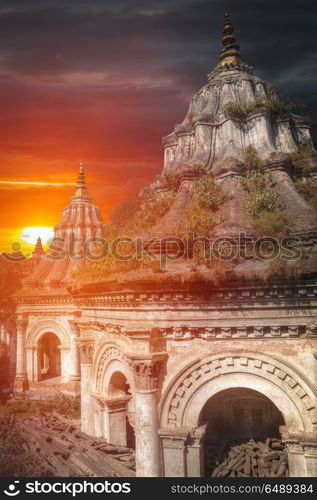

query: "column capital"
xmin=105 ymin=396 xmax=131 ymax=413
xmin=78 ymin=339 xmax=94 ymax=364
xmin=68 ymin=319 xmax=81 ymax=336
xmin=0 ymin=343 xmax=8 ymax=357
xmin=15 ymin=315 xmax=28 ymax=332
xmin=91 ymin=393 xmax=106 ymax=409
xmin=128 ymin=352 xmax=166 ymax=391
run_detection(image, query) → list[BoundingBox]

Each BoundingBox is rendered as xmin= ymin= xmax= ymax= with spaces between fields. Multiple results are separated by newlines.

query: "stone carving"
xmin=91 ymin=393 xmax=106 ymax=409
xmin=15 ymin=317 xmax=28 ymax=333
xmin=73 ymin=282 xmax=317 ymax=308
xmin=78 ymin=340 xmax=94 ymax=364
xmin=159 ymin=324 xmax=316 ymax=340
xmin=95 ymin=345 xmax=127 ymax=393
xmin=105 ymin=396 xmax=131 ymax=413
xmin=25 ymin=320 xmax=70 ymax=348
xmin=91 ymin=322 xmax=123 ymax=334
xmin=161 ymin=354 xmax=317 ymax=428
xmin=68 ymin=320 xmax=81 ymax=336
xmin=129 ymin=354 xmax=166 ymax=391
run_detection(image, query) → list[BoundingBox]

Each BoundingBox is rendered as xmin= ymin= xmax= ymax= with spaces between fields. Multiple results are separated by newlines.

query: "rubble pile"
xmin=2 ymin=414 xmax=135 ymax=477
xmin=209 ymin=438 xmax=288 ymax=477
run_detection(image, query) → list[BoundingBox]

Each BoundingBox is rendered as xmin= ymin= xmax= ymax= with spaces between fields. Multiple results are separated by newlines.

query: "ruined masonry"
xmin=1 ymin=14 xmax=317 ymax=477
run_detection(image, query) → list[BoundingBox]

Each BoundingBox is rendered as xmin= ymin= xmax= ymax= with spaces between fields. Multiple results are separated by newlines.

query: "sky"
xmin=0 ymin=0 xmax=317 ymax=252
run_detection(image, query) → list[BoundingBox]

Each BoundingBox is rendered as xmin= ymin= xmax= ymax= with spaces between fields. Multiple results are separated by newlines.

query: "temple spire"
xmin=216 ymin=13 xmax=244 ymax=68
xmin=72 ymin=163 xmax=92 ymax=203
xmin=32 ymin=237 xmax=45 ymax=260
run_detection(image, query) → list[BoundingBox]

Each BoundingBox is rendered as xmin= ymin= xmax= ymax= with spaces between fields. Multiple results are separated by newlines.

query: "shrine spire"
xmin=217 ymin=13 xmax=244 ymax=68
xmin=72 ymin=163 xmax=92 ymax=203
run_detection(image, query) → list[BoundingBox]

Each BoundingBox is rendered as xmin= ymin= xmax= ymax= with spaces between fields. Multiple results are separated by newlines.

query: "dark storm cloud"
xmin=0 ymin=0 xmax=316 ymax=156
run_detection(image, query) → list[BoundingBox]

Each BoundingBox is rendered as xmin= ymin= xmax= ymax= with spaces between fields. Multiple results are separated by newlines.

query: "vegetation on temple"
xmin=287 ymin=146 xmax=317 ymax=210
xmin=0 ymin=393 xmax=80 ymax=419
xmin=164 ymin=169 xmax=179 ymax=192
xmin=294 ymin=179 xmax=317 ymax=210
xmin=289 ymin=145 xmax=317 ymax=174
xmin=242 ymin=147 xmax=289 ymax=238
xmin=109 ymin=191 xmax=174 ymax=236
xmin=177 ymin=175 xmax=227 ymax=239
xmin=223 ymin=86 xmax=300 ymax=123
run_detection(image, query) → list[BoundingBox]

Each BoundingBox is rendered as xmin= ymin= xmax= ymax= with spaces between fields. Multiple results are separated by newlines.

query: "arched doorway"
xmin=199 ymin=388 xmax=285 ymax=476
xmin=108 ymin=371 xmax=130 ymax=398
xmin=107 ymin=371 xmax=135 ymax=449
xmin=38 ymin=332 xmax=61 ymax=381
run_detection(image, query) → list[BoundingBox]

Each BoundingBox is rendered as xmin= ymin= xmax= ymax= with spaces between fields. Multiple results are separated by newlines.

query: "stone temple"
xmin=1 ymin=14 xmax=317 ymax=477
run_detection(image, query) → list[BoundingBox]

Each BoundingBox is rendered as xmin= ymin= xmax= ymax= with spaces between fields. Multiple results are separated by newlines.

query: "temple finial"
xmin=72 ymin=163 xmax=92 ymax=203
xmin=216 ymin=13 xmax=244 ymax=68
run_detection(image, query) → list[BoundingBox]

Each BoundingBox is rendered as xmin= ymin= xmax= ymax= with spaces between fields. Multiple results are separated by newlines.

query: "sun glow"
xmin=20 ymin=226 xmax=54 ymax=245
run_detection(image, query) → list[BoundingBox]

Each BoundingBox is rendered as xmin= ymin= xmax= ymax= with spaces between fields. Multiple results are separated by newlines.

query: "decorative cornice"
xmin=128 ymin=353 xmax=167 ymax=391
xmin=89 ymin=322 xmax=123 ymax=334
xmin=77 ymin=322 xmax=317 ymax=340
xmin=14 ymin=296 xmax=75 ymax=306
xmin=153 ymin=324 xmax=317 ymax=340
xmin=72 ymin=281 xmax=317 ymax=308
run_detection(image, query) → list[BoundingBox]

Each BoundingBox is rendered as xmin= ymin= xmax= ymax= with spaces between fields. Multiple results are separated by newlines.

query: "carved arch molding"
xmin=94 ymin=345 xmax=129 ymax=393
xmin=160 ymin=353 xmax=317 ymax=431
xmin=26 ymin=321 xmax=70 ymax=348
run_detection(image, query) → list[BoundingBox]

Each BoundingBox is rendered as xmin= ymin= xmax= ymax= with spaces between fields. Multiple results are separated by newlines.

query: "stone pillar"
xmin=105 ymin=396 xmax=130 ymax=446
xmin=129 ymin=353 xmax=166 ymax=477
xmin=286 ymin=440 xmax=307 ymax=477
xmin=303 ymin=442 xmax=317 ymax=477
xmin=159 ymin=430 xmax=188 ymax=477
xmin=14 ymin=317 xmax=28 ymax=392
xmin=159 ymin=426 xmax=206 ymax=477
xmin=6 ymin=326 xmax=10 ymax=347
xmin=0 ymin=319 xmax=9 ymax=389
xmin=79 ymin=340 xmax=94 ymax=435
xmin=0 ymin=322 xmax=6 ymax=344
xmin=186 ymin=426 xmax=206 ymax=477
xmin=9 ymin=325 xmax=16 ymax=383
xmin=68 ymin=321 xmax=81 ymax=382
xmin=92 ymin=396 xmax=105 ymax=438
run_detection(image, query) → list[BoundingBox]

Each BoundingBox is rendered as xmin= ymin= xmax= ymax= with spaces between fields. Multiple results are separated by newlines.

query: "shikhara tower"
xmin=145 ymin=13 xmax=317 ymax=241
xmin=0 ymin=14 xmax=316 ymax=478
xmin=24 ymin=163 xmax=107 ymax=288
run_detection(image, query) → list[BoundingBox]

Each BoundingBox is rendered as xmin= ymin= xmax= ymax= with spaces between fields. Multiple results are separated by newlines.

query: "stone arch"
xmin=26 ymin=320 xmax=70 ymax=349
xmin=92 ymin=343 xmax=135 ymax=448
xmin=38 ymin=332 xmax=61 ymax=381
xmin=93 ymin=343 xmax=135 ymax=397
xmin=108 ymin=371 xmax=130 ymax=398
xmin=160 ymin=352 xmax=317 ymax=435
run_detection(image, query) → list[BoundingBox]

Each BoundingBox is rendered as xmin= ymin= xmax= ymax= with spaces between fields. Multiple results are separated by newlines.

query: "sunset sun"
xmin=20 ymin=226 xmax=54 ymax=245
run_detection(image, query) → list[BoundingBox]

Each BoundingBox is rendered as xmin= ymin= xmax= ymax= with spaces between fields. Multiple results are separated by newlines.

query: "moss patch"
xmin=241 ymin=148 xmax=289 ymax=238
xmin=177 ymin=175 xmax=227 ymax=239
xmin=223 ymin=86 xmax=300 ymax=123
xmin=109 ymin=191 xmax=174 ymax=237
xmin=294 ymin=178 xmax=317 ymax=210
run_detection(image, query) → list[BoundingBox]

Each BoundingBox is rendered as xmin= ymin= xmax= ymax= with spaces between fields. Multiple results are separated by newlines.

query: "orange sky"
xmin=0 ymin=65 xmax=187 ymax=253
xmin=1 ymin=1 xmax=316 ymax=253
